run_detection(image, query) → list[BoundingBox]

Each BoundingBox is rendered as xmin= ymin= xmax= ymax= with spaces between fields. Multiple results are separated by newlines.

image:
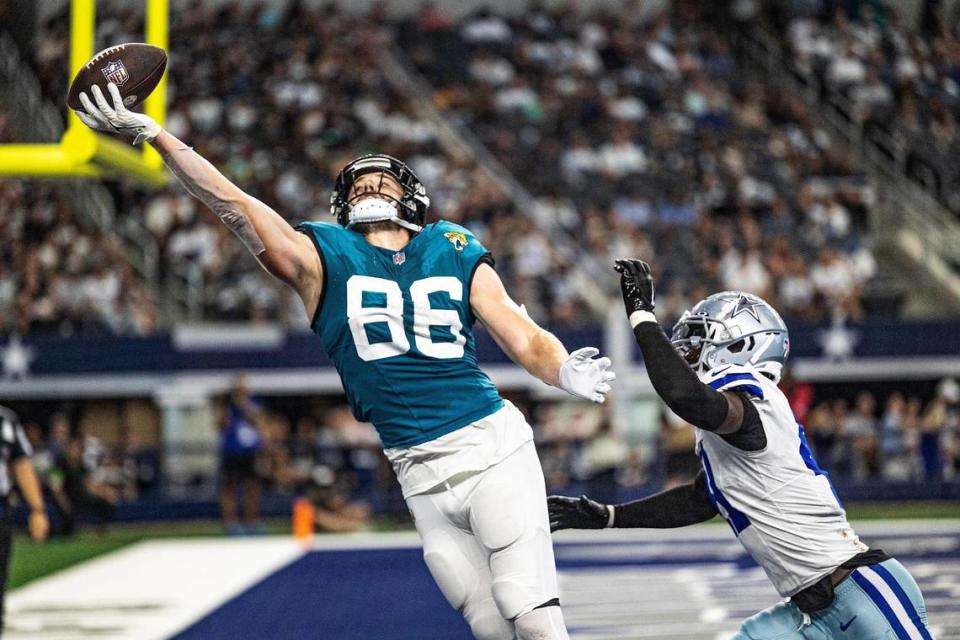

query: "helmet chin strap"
xmin=347 ymin=198 xmax=422 ymax=232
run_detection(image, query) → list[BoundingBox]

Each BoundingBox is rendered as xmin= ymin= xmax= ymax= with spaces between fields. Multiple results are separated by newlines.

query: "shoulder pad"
xmin=702 ymin=365 xmax=766 ymax=399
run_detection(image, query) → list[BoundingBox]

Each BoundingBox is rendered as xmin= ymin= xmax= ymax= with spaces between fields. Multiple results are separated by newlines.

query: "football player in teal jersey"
xmin=76 ymin=83 xmax=616 ymax=640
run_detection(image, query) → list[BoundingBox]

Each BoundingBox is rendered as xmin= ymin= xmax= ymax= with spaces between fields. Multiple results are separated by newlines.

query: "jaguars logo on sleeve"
xmin=444 ymin=231 xmax=468 ymax=251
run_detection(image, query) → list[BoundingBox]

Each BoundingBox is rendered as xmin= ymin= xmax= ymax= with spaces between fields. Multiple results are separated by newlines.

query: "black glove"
xmin=614 ymin=258 xmax=655 ymax=316
xmin=547 ymin=495 xmax=609 ymax=532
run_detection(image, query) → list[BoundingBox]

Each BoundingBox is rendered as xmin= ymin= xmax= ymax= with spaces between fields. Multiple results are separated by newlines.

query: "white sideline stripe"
xmin=858 ymin=566 xmax=924 ymax=640
xmin=309 ymin=530 xmax=424 ymax=550
xmin=7 ymin=538 xmax=306 ymax=640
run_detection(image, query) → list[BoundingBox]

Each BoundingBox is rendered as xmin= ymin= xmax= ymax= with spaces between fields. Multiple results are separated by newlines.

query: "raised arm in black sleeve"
xmin=548 ymin=471 xmax=717 ymax=531
xmin=632 ymin=322 xmax=732 ymax=431
xmin=615 ymin=259 xmax=763 ymax=442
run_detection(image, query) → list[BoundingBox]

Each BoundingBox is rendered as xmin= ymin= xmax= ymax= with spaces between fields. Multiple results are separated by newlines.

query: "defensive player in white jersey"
xmin=75 ymin=82 xmax=616 ymax=640
xmin=549 ymin=259 xmax=934 ymax=640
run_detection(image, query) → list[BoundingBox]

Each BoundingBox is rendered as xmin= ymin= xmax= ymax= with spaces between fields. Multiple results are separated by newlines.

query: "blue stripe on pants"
xmin=850 ymin=570 xmax=913 ymax=640
xmin=869 ymin=563 xmax=932 ymax=640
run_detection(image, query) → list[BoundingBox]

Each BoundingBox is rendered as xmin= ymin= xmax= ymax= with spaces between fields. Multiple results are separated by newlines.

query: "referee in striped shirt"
xmin=0 ymin=405 xmax=48 ymax=630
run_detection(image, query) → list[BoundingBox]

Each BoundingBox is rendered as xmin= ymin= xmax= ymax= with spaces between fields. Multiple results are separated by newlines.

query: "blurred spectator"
xmin=879 ymin=392 xmax=918 ymax=481
xmin=92 ymin=445 xmax=138 ymax=504
xmin=218 ymin=375 xmax=265 ymax=535
xmin=803 ymin=402 xmax=833 ymax=462
xmin=826 ymin=398 xmax=851 ymax=476
xmin=59 ymin=435 xmax=117 ymax=535
xmin=307 ymin=466 xmax=371 ymax=533
xmin=259 ymin=410 xmax=294 ymax=492
xmin=810 ymin=246 xmax=861 ymax=320
xmin=120 ymin=424 xmax=160 ymax=499
xmin=843 ymin=391 xmax=879 ymax=480
xmin=919 ymin=378 xmax=960 ymax=480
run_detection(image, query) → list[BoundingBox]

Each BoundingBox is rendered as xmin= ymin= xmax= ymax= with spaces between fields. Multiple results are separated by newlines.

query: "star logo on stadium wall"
xmin=817 ymin=320 xmax=859 ymax=361
xmin=0 ymin=334 xmax=35 ymax=380
xmin=730 ymin=295 xmax=763 ymax=322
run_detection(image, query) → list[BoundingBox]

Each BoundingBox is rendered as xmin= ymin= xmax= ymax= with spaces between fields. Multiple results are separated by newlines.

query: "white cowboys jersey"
xmin=695 ymin=365 xmax=867 ymax=597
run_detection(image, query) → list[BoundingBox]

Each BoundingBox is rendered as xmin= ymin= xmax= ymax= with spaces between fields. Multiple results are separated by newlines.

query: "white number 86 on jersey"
xmin=347 ymin=275 xmax=466 ymax=361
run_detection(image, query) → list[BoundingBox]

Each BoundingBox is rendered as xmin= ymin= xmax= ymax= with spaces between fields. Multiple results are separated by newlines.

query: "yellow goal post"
xmin=0 ymin=0 xmax=168 ymax=185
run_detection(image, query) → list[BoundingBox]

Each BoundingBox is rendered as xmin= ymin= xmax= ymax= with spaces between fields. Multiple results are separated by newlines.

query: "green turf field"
xmin=11 ymin=503 xmax=960 ymax=591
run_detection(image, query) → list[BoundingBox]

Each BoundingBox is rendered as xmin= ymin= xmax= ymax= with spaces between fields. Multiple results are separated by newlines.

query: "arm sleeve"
xmin=633 ymin=323 xmax=731 ymax=431
xmin=613 ymin=470 xmax=717 ymax=528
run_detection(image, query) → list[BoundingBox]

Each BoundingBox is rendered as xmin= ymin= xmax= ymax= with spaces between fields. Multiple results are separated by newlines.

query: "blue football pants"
xmin=734 ymin=559 xmax=933 ymax=639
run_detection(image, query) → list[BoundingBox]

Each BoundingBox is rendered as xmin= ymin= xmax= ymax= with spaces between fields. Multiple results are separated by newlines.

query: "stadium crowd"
xmin=26 ymin=2 xmax=593 ymax=330
xmin=0 ymin=174 xmax=158 ymax=337
xmin=402 ymin=0 xmax=881 ymax=324
xmin=13 ymin=0 xmax=897 ymax=334
xmin=772 ymin=0 xmax=960 ymax=214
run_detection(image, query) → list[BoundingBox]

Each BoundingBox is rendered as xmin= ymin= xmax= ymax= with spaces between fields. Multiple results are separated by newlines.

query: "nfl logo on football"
xmin=101 ymin=60 xmax=129 ymax=86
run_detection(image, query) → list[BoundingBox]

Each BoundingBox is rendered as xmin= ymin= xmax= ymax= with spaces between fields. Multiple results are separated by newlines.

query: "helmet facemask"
xmin=331 ymin=155 xmax=430 ymax=232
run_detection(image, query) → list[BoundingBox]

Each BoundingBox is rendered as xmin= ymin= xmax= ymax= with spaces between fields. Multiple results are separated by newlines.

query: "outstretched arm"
xmin=615 ymin=260 xmax=751 ymax=435
xmin=75 ymin=84 xmax=322 ymax=313
xmin=470 ymin=263 xmax=614 ymax=403
xmin=548 ymin=471 xmax=717 ymax=531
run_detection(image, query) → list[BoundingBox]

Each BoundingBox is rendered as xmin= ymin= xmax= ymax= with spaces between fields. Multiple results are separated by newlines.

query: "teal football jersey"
xmin=296 ymin=219 xmax=503 ymax=449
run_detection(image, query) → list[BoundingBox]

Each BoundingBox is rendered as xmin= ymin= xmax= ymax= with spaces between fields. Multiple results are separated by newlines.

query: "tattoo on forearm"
xmin=162 ymin=145 xmax=266 ymax=255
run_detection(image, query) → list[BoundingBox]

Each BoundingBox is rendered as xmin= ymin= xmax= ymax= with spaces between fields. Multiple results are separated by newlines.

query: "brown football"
xmin=67 ymin=43 xmax=167 ymax=112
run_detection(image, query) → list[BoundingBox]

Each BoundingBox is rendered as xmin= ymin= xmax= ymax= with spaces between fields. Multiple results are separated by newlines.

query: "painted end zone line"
xmin=7 ymin=538 xmax=305 ymax=640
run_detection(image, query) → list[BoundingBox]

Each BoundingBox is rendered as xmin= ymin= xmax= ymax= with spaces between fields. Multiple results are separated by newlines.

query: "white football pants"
xmin=407 ymin=440 xmax=567 ymax=640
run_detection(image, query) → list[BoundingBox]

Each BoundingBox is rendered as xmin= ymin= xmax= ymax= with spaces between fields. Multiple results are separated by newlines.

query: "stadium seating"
xmin=776 ymin=1 xmax=960 ymax=214
xmin=19 ymin=1 xmax=895 ymax=333
xmin=27 ymin=2 xmax=592 ymax=329
xmin=400 ymin=1 xmax=880 ymax=324
xmin=0 ymin=168 xmax=158 ymax=336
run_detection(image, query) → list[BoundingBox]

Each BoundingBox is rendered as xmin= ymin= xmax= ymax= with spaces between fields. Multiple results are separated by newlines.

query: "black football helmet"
xmin=330 ymin=154 xmax=430 ymax=232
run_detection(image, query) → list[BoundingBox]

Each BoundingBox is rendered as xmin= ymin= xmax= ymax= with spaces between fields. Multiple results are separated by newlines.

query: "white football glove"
xmin=76 ymin=82 xmax=161 ymax=146
xmin=558 ymin=347 xmax=616 ymax=403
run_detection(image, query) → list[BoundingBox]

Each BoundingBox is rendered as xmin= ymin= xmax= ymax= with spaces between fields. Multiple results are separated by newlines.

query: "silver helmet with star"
xmin=670 ymin=291 xmax=790 ymax=382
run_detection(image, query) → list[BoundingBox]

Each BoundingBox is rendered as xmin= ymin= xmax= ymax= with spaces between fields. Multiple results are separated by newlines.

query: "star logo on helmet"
xmin=730 ymin=295 xmax=763 ymax=321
